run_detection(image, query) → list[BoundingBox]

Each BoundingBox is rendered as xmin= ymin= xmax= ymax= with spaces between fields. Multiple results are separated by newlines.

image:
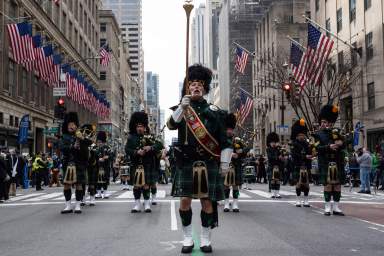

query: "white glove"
xmin=181 ymin=95 xmax=191 ymax=109
xmin=4 ymin=174 xmax=10 ymax=182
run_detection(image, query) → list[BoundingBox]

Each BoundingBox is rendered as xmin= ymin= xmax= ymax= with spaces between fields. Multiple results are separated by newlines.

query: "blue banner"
xmin=353 ymin=121 xmax=361 ymax=147
xmin=18 ymin=114 xmax=30 ymax=145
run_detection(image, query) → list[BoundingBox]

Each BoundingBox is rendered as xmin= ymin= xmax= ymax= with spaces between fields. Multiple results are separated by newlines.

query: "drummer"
xmin=115 ymin=154 xmax=130 ymax=191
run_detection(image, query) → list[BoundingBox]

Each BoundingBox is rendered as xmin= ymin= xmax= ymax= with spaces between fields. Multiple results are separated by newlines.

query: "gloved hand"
xmin=4 ymin=174 xmax=10 ymax=182
xmin=181 ymin=95 xmax=191 ymax=109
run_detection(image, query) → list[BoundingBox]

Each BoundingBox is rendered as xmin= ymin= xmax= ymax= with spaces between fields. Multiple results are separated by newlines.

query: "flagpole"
xmin=232 ymin=42 xmax=254 ymax=56
xmin=286 ymin=35 xmax=307 ymax=50
xmin=302 ymin=15 xmax=360 ymax=55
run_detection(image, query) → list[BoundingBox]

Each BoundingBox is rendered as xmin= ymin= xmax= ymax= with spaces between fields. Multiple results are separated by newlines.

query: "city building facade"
xmin=144 ymin=71 xmax=160 ymax=134
xmin=253 ymin=0 xmax=308 ymax=154
xmin=311 ymin=0 xmax=384 ymax=151
xmin=0 ymin=0 xmax=101 ymax=153
xmin=102 ymin=0 xmax=144 ymax=105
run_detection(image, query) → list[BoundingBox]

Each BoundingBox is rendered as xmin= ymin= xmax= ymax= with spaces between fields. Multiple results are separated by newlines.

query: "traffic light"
xmin=282 ymin=83 xmax=292 ymax=102
xmin=54 ymin=98 xmax=66 ymax=119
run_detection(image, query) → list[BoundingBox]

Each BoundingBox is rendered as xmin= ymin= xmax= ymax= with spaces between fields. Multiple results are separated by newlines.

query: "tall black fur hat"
xmin=225 ymin=113 xmax=237 ymax=129
xmin=129 ymin=111 xmax=148 ymax=134
xmin=182 ymin=64 xmax=212 ymax=96
xmin=319 ymin=104 xmax=339 ymax=123
xmin=62 ymin=112 xmax=79 ymax=134
xmin=97 ymin=131 xmax=107 ymax=143
xmin=291 ymin=119 xmax=308 ymax=140
xmin=266 ymin=132 xmax=280 ymax=145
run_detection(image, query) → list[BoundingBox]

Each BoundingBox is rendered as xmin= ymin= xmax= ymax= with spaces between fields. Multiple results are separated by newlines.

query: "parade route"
xmin=1 ymin=184 xmax=383 ymax=256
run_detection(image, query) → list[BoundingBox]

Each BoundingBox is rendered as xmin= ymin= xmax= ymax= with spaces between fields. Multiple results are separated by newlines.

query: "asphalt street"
xmin=1 ymin=183 xmax=384 ymax=256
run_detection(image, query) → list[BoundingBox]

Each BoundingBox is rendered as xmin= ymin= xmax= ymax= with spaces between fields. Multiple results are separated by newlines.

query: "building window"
xmin=338 ymin=51 xmax=344 ymax=72
xmin=367 ymin=82 xmax=375 ymax=110
xmin=315 ymin=0 xmax=319 ymax=11
xmin=337 ymin=8 xmax=342 ymax=32
xmin=61 ymin=11 xmax=67 ymax=36
xmin=273 ymin=95 xmax=276 ymax=109
xmin=325 ymin=18 xmax=331 ymax=37
xmin=100 ymin=71 xmax=106 ymax=80
xmin=366 ymin=32 xmax=373 ymax=61
xmin=100 ymin=38 xmax=107 ymax=47
xmin=100 ymin=23 xmax=106 ymax=32
xmin=0 ymin=113 xmax=3 ymax=124
xmin=349 ymin=0 xmax=356 ymax=22
xmin=15 ymin=117 xmax=19 ymax=128
xmin=22 ymin=68 xmax=28 ymax=100
xmin=69 ymin=21 xmax=73 ymax=42
xmin=351 ymin=42 xmax=358 ymax=67
xmin=364 ymin=0 xmax=371 ymax=10
xmin=9 ymin=115 xmax=14 ymax=127
xmin=8 ymin=60 xmax=15 ymax=95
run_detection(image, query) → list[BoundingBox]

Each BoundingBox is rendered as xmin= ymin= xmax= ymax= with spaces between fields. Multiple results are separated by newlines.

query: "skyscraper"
xmin=102 ymin=0 xmax=144 ymax=97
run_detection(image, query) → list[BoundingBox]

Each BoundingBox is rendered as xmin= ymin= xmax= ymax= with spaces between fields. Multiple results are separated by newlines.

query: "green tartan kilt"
xmin=318 ymin=163 xmax=345 ymax=185
xmin=234 ymin=164 xmax=243 ymax=186
xmin=129 ymin=164 xmax=158 ymax=186
xmin=87 ymin=164 xmax=98 ymax=185
xmin=171 ymin=159 xmax=225 ymax=202
xmin=63 ymin=162 xmax=87 ymax=185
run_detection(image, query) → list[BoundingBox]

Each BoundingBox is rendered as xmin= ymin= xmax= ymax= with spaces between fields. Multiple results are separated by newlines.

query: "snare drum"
xmin=120 ymin=165 xmax=130 ymax=177
xmin=243 ymin=166 xmax=255 ymax=178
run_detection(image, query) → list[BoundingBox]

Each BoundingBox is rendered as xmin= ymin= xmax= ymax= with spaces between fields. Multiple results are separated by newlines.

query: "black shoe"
xmin=200 ymin=245 xmax=212 ymax=253
xmin=145 ymin=209 xmax=152 ymax=213
xmin=61 ymin=209 xmax=73 ymax=214
xmin=152 ymin=202 xmax=157 ymax=205
xmin=181 ymin=244 xmax=194 ymax=254
xmin=80 ymin=202 xmax=86 ymax=206
xmin=271 ymin=195 xmax=275 ymax=199
xmin=36 ymin=188 xmax=44 ymax=191
xmin=296 ymin=204 xmax=301 ymax=207
xmin=357 ymin=190 xmax=365 ymax=193
xmin=131 ymin=209 xmax=140 ymax=213
xmin=333 ymin=211 xmax=345 ymax=216
xmin=0 ymin=200 xmax=4 ymax=203
xmin=233 ymin=208 xmax=240 ymax=213
xmin=324 ymin=211 xmax=331 ymax=216
xmin=365 ymin=191 xmax=371 ymax=194
xmin=74 ymin=210 xmax=82 ymax=214
xmin=223 ymin=208 xmax=230 ymax=212
xmin=89 ymin=203 xmax=95 ymax=207
xmin=303 ymin=204 xmax=311 ymax=208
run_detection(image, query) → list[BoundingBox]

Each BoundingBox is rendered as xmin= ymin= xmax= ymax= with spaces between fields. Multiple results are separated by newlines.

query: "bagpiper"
xmin=84 ymin=124 xmax=98 ymax=206
xmin=60 ymin=113 xmax=92 ymax=214
xmin=125 ymin=112 xmax=163 ymax=213
xmin=313 ymin=105 xmax=345 ymax=216
xmin=266 ymin=132 xmax=283 ymax=198
xmin=290 ymin=119 xmax=312 ymax=207
xmin=95 ymin=131 xmax=112 ymax=199
xmin=167 ymin=64 xmax=232 ymax=254
xmin=223 ymin=113 xmax=246 ymax=212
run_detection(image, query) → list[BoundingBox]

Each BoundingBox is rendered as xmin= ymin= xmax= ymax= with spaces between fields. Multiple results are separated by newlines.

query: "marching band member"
xmin=266 ymin=132 xmax=283 ymax=199
xmin=290 ymin=119 xmax=312 ymax=207
xmin=85 ymin=124 xmax=98 ymax=206
xmin=223 ymin=113 xmax=246 ymax=212
xmin=167 ymin=64 xmax=232 ymax=253
xmin=95 ymin=131 xmax=112 ymax=199
xmin=313 ymin=105 xmax=346 ymax=216
xmin=125 ymin=112 xmax=163 ymax=213
xmin=60 ymin=113 xmax=91 ymax=214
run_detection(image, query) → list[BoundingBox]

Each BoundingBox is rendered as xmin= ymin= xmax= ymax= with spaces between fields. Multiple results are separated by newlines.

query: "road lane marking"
xmin=116 ymin=191 xmax=133 ymax=199
xmin=368 ymin=227 xmax=384 ymax=233
xmin=8 ymin=193 xmax=45 ymax=202
xmin=279 ymin=190 xmax=296 ymax=196
xmin=170 ymin=200 xmax=178 ymax=231
xmin=247 ymin=190 xmax=271 ymax=198
xmin=24 ymin=192 xmax=63 ymax=202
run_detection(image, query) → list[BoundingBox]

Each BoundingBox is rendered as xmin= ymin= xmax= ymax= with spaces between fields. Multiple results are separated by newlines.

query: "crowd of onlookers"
xmin=0 ymin=148 xmax=63 ymax=203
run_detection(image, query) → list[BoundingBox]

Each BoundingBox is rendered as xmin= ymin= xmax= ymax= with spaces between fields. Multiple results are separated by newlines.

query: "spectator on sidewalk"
xmin=356 ymin=148 xmax=372 ymax=194
xmin=0 ymin=152 xmax=10 ymax=202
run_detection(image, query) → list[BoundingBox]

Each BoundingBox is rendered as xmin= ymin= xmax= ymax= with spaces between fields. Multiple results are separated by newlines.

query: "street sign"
xmin=53 ymin=87 xmax=67 ymax=96
xmin=277 ymin=125 xmax=289 ymax=135
xmin=44 ymin=127 xmax=59 ymax=134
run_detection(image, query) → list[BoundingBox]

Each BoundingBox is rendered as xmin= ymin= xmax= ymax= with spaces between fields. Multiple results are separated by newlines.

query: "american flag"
xmin=99 ymin=45 xmax=111 ymax=67
xmin=7 ymin=22 xmax=35 ymax=64
xmin=236 ymin=88 xmax=254 ymax=125
xmin=235 ymin=46 xmax=249 ymax=74
xmin=23 ymin=34 xmax=42 ymax=72
xmin=290 ymin=42 xmax=307 ymax=88
xmin=304 ymin=23 xmax=334 ymax=86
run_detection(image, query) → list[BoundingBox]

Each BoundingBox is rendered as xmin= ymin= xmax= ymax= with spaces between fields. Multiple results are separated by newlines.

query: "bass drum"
xmin=243 ymin=166 xmax=255 ymax=179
